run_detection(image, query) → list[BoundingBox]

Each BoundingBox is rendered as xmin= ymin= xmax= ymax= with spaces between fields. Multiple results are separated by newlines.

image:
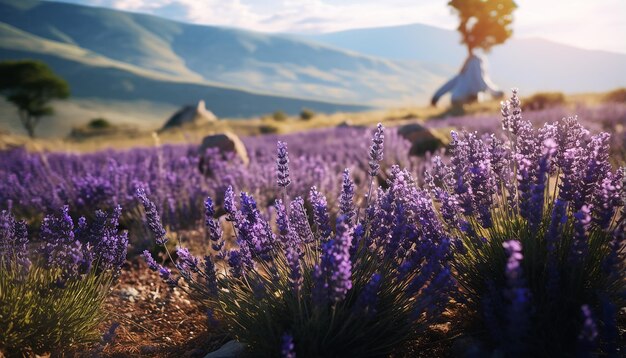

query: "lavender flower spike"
xmin=223 ymin=185 xmax=237 ymax=221
xmin=286 ymin=242 xmax=302 ymax=296
xmin=339 ymin=168 xmax=356 ymax=225
xmin=578 ymin=305 xmax=598 ymax=349
xmin=309 ymin=187 xmax=332 ymax=241
xmin=277 ymin=141 xmax=291 ymax=188
xmin=281 ymin=333 xmax=296 ymax=358
xmin=355 ymin=273 xmax=382 ymax=315
xmin=503 ymin=240 xmax=529 ymax=355
xmin=368 ymin=123 xmax=384 ymax=177
xmin=205 ymin=197 xmax=224 ymax=252
xmin=143 ymin=250 xmax=159 ymax=271
xmin=136 ymin=188 xmax=167 ymax=245
xmin=324 ymin=216 xmax=353 ymax=302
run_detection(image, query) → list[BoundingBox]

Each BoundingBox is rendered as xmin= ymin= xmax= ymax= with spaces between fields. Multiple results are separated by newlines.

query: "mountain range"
xmin=0 ymin=0 xmax=625 ymax=136
xmin=309 ymin=23 xmax=626 ymax=94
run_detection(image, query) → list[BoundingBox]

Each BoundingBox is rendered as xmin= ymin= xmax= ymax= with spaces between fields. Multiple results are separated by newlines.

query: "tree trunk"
xmin=18 ymin=111 xmax=35 ymax=138
xmin=25 ymin=123 xmax=35 ymax=138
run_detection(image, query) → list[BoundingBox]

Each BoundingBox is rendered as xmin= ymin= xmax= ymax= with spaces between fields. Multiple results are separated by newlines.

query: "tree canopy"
xmin=448 ymin=0 xmax=517 ymax=54
xmin=0 ymin=60 xmax=69 ymax=137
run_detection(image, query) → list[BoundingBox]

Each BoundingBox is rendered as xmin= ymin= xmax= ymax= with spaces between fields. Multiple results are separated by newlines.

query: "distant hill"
xmin=0 ymin=0 xmax=444 ymax=108
xmin=309 ymin=23 xmax=626 ymax=94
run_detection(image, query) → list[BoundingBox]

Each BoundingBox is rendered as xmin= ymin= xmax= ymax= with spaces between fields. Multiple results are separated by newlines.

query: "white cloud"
xmin=53 ymin=0 xmax=626 ymax=54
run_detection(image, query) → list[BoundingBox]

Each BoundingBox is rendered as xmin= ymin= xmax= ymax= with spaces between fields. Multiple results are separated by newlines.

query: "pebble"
xmin=120 ymin=287 xmax=140 ymax=301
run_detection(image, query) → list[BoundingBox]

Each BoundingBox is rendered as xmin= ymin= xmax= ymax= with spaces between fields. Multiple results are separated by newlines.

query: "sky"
xmin=52 ymin=0 xmax=626 ymax=54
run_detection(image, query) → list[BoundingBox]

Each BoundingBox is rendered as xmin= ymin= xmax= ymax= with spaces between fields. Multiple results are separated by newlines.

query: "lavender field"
xmin=1 ymin=90 xmax=625 ymax=357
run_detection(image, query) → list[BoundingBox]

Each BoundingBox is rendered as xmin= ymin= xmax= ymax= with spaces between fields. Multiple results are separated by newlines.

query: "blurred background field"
xmin=1 ymin=90 xmax=624 ymax=153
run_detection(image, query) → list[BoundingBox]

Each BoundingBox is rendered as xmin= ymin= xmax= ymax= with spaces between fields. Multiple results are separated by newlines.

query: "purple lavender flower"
xmin=501 ymin=88 xmax=523 ymax=136
xmin=136 ymin=188 xmax=167 ymax=245
xmin=573 ymin=133 xmax=612 ymax=213
xmin=159 ymin=266 xmax=171 ymax=280
xmin=277 ymin=141 xmax=291 ymax=188
xmin=158 ymin=266 xmax=178 ymax=287
xmin=504 ymin=240 xmax=523 ymax=281
xmin=449 ymin=131 xmax=474 ymax=217
xmin=90 ymin=206 xmax=128 ymax=271
xmin=289 ymin=197 xmax=314 ymax=244
xmin=204 ymin=197 xmax=224 ymax=252
xmin=570 ymin=205 xmax=592 ymax=263
xmin=355 ymin=273 xmax=382 ymax=315
xmin=281 ymin=333 xmax=296 ymax=358
xmin=0 ymin=210 xmax=30 ymax=271
xmin=577 ymin=304 xmax=598 ymax=354
xmin=177 ymin=247 xmax=200 ymax=273
xmin=368 ymin=123 xmax=384 ymax=177
xmin=503 ymin=240 xmax=529 ymax=355
xmin=339 ymin=168 xmax=355 ymax=225
xmin=465 ymin=133 xmax=495 ymax=228
xmin=228 ymin=249 xmax=245 ymax=279
xmin=143 ymin=250 xmax=159 ymax=271
xmin=592 ymin=171 xmax=623 ymax=229
xmin=320 ymin=216 xmax=352 ymax=302
xmin=223 ymin=185 xmax=237 ymax=221
xmin=500 ymin=98 xmax=512 ymax=133
xmin=203 ymin=255 xmax=219 ymax=296
xmin=309 ymin=187 xmax=331 ymax=242
xmin=40 ymin=207 xmax=85 ymax=279
xmin=602 ymin=222 xmax=625 ymax=277
xmin=40 ymin=205 xmax=75 ymax=247
xmin=286 ymin=243 xmax=302 ymax=296
xmin=275 ymin=199 xmax=291 ymax=244
xmin=236 ymin=192 xmax=275 ymax=261
xmin=311 ymin=264 xmax=327 ymax=306
xmin=101 ymin=322 xmax=120 ymax=345
xmin=527 ymin=138 xmax=557 ymax=232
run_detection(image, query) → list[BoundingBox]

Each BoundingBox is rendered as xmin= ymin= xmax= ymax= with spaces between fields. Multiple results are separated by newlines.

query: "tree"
xmin=431 ymin=0 xmax=516 ymax=106
xmin=0 ymin=60 xmax=69 ymax=138
xmin=448 ymin=0 xmax=517 ymax=55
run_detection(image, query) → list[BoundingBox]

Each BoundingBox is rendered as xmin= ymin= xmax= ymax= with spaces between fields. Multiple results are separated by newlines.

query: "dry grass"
xmin=0 ymin=91 xmax=611 ymax=154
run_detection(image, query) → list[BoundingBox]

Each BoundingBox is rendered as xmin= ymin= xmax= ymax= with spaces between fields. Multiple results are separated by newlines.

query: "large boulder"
xmin=199 ymin=132 xmax=249 ymax=165
xmin=397 ymin=123 xmax=445 ymax=156
xmin=162 ymin=100 xmax=217 ymax=130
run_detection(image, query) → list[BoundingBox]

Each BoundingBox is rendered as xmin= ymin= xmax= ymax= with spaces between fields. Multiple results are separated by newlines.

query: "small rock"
xmin=119 ymin=287 xmax=140 ymax=301
xmin=397 ymin=123 xmax=445 ymax=156
xmin=204 ymin=340 xmax=246 ymax=358
xmin=199 ymin=132 xmax=249 ymax=167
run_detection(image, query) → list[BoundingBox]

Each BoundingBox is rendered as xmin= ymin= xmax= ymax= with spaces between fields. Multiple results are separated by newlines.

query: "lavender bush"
xmin=0 ymin=206 xmax=127 ymax=355
xmin=426 ymin=89 xmax=625 ymax=356
xmin=141 ymin=126 xmax=455 ymax=357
